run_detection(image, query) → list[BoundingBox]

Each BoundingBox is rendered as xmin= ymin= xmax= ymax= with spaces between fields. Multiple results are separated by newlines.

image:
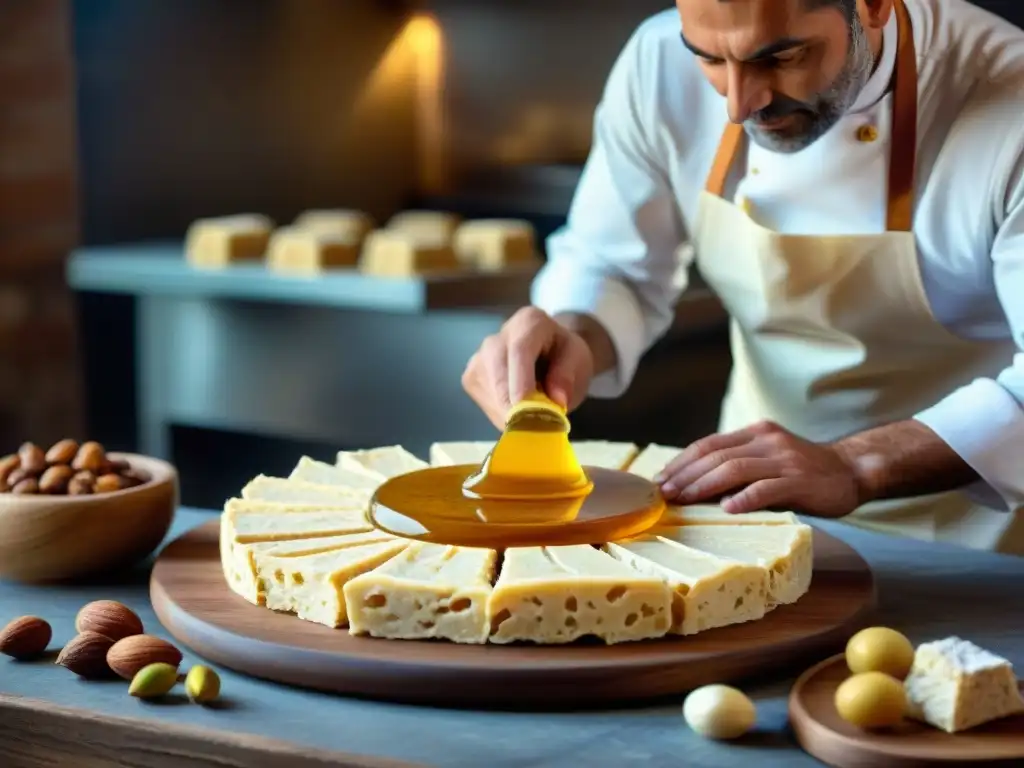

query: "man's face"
xmin=677 ymin=0 xmax=880 ymax=153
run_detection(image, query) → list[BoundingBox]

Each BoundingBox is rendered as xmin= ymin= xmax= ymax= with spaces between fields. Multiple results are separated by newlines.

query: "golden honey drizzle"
xmin=369 ymin=465 xmax=665 ymax=548
xmin=369 ymin=391 xmax=663 ymax=547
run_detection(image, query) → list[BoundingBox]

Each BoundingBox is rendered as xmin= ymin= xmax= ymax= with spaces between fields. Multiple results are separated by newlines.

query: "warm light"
xmin=350 ymin=13 xmax=447 ymax=194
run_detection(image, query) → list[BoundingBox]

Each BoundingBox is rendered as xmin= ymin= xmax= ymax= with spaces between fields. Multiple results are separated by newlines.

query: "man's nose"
xmin=726 ymin=63 xmax=772 ymax=123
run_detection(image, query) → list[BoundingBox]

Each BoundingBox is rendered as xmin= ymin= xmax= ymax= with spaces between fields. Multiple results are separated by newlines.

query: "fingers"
xmin=542 ymin=334 xmax=591 ymax=408
xmin=462 ymin=344 xmax=507 ymax=430
xmin=658 ymin=443 xmax=773 ymax=496
xmin=654 ymin=429 xmax=759 ymax=484
xmin=505 ymin=308 xmax=555 ymax=404
xmin=662 ymin=457 xmax=782 ymax=503
xmin=722 ymin=478 xmax=793 ymax=514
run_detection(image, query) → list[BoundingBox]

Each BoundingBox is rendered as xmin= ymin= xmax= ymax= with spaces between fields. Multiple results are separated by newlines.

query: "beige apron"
xmin=691 ymin=0 xmax=1024 ymax=553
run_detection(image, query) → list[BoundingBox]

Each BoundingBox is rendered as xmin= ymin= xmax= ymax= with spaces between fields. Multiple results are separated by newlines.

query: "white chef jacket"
xmin=531 ymin=0 xmax=1024 ymax=512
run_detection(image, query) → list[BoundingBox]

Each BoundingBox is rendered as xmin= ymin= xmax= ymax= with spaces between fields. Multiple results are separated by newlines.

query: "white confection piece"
xmin=605 ymin=536 xmax=769 ymax=635
xmin=683 ymin=685 xmax=757 ymax=740
xmin=344 ymin=542 xmax=497 ymax=644
xmin=658 ymin=505 xmax=799 ymax=526
xmin=185 ymin=213 xmax=274 ymax=268
xmin=360 ymin=229 xmax=460 ymax=277
xmin=626 ymin=443 xmax=683 ymax=480
xmin=488 ymin=545 xmax=672 ymax=645
xmin=259 ymin=539 xmax=408 ymax=628
xmin=218 ymin=498 xmax=375 ymax=604
xmin=453 ymin=218 xmax=538 ymax=271
xmin=266 ymin=227 xmax=361 ymax=274
xmin=904 ymin=636 xmax=1024 ymax=733
xmin=386 ymin=210 xmax=461 ymax=244
xmin=288 ymin=456 xmax=382 ymax=491
xmin=655 ymin=524 xmax=813 ymax=608
xmin=336 ymin=445 xmax=428 ymax=480
xmin=241 ymin=475 xmax=372 ymax=507
xmin=293 ymin=209 xmax=374 ymax=242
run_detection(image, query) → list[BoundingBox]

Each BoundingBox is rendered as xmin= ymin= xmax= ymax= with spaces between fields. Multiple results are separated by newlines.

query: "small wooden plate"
xmin=789 ymin=655 xmax=1024 ymax=767
xmin=152 ymin=521 xmax=876 ymax=709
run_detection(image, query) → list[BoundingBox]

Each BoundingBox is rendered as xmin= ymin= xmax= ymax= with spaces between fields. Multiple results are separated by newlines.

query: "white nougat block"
xmin=360 ymin=229 xmax=460 ymax=277
xmin=453 ymin=219 xmax=538 ymax=271
xmin=267 ymin=227 xmax=361 ymax=275
xmin=185 ymin=214 xmax=274 ymax=268
xmin=293 ymin=209 xmax=375 ymax=243
xmin=386 ymin=210 xmax=461 ymax=244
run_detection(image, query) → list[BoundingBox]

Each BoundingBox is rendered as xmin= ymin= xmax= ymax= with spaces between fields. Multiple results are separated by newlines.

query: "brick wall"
xmin=0 ymin=0 xmax=83 ymax=447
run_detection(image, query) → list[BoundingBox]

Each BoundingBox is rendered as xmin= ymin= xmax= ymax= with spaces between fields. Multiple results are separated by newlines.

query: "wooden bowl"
xmin=0 ymin=453 xmax=178 ymax=583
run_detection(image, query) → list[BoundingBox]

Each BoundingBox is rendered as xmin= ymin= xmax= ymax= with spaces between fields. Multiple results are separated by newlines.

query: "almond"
xmin=94 ymin=473 xmax=124 ymax=494
xmin=45 ymin=438 xmax=79 ymax=465
xmin=11 ymin=478 xmax=39 ymax=495
xmin=39 ymin=464 xmax=74 ymax=494
xmin=56 ymin=631 xmax=117 ymax=678
xmin=101 ymin=457 xmax=131 ymax=474
xmin=68 ymin=477 xmax=93 ymax=495
xmin=0 ymin=454 xmax=19 ymax=490
xmin=7 ymin=467 xmax=35 ymax=486
xmin=75 ymin=600 xmax=144 ymax=642
xmin=106 ymin=634 xmax=182 ymax=680
xmin=18 ymin=442 xmax=47 ymax=475
xmin=72 ymin=441 xmax=105 ymax=473
xmin=0 ymin=616 xmax=52 ymax=660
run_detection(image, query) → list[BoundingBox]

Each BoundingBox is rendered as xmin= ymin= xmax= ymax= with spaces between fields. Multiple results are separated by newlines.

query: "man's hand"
xmin=655 ymin=420 xmax=869 ymax=518
xmin=462 ymin=307 xmax=595 ymax=430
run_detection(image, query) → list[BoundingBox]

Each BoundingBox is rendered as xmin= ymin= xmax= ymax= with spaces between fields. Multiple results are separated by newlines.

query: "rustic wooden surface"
xmin=788 ymin=655 xmax=1024 ymax=768
xmin=150 ymin=520 xmax=876 ymax=708
xmin=5 ymin=507 xmax=1024 ymax=767
xmin=0 ymin=693 xmax=420 ymax=768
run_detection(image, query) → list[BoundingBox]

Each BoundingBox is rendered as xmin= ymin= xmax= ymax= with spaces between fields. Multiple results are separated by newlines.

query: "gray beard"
xmin=745 ymin=15 xmax=875 ymax=153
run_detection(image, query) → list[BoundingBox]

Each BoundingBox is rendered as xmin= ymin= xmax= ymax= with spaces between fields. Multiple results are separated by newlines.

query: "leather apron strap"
xmin=704 ymin=0 xmax=918 ymax=232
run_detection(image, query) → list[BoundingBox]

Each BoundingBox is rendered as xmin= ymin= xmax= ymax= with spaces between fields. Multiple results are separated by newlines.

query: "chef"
xmin=461 ymin=0 xmax=1024 ymax=553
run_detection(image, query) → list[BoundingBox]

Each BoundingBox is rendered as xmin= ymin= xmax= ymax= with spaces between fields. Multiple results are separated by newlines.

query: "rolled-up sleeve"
xmin=530 ymin=24 xmax=688 ymax=398
xmin=913 ymin=146 xmax=1024 ymax=512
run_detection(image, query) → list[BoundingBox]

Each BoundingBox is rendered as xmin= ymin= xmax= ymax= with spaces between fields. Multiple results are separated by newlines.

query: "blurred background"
xmin=3 ymin=0 xmax=1021 ymax=508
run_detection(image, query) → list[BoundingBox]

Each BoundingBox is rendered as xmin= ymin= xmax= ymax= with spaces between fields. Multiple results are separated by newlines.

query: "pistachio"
xmin=128 ymin=662 xmax=179 ymax=699
xmin=184 ymin=665 xmax=221 ymax=704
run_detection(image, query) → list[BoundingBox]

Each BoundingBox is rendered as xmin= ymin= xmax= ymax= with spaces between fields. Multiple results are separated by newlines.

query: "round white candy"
xmin=682 ymin=684 xmax=757 ymax=740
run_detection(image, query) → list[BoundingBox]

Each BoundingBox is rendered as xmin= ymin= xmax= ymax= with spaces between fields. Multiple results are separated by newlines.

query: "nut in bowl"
xmin=0 ymin=440 xmax=178 ymax=583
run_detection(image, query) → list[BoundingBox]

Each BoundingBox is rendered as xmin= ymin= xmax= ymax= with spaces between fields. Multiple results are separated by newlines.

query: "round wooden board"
xmin=789 ymin=655 xmax=1024 ymax=767
xmin=151 ymin=520 xmax=876 ymax=709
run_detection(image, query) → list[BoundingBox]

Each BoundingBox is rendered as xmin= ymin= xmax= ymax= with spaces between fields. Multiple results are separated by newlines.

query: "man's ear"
xmin=858 ymin=0 xmax=894 ymax=31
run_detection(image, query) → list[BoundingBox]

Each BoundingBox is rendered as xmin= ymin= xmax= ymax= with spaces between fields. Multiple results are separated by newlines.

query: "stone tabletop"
xmin=2 ymin=507 xmax=1023 ymax=768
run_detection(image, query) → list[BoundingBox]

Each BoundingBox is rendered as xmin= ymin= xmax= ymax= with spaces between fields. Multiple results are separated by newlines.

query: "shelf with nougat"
xmin=184 ymin=208 xmax=541 ymax=279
